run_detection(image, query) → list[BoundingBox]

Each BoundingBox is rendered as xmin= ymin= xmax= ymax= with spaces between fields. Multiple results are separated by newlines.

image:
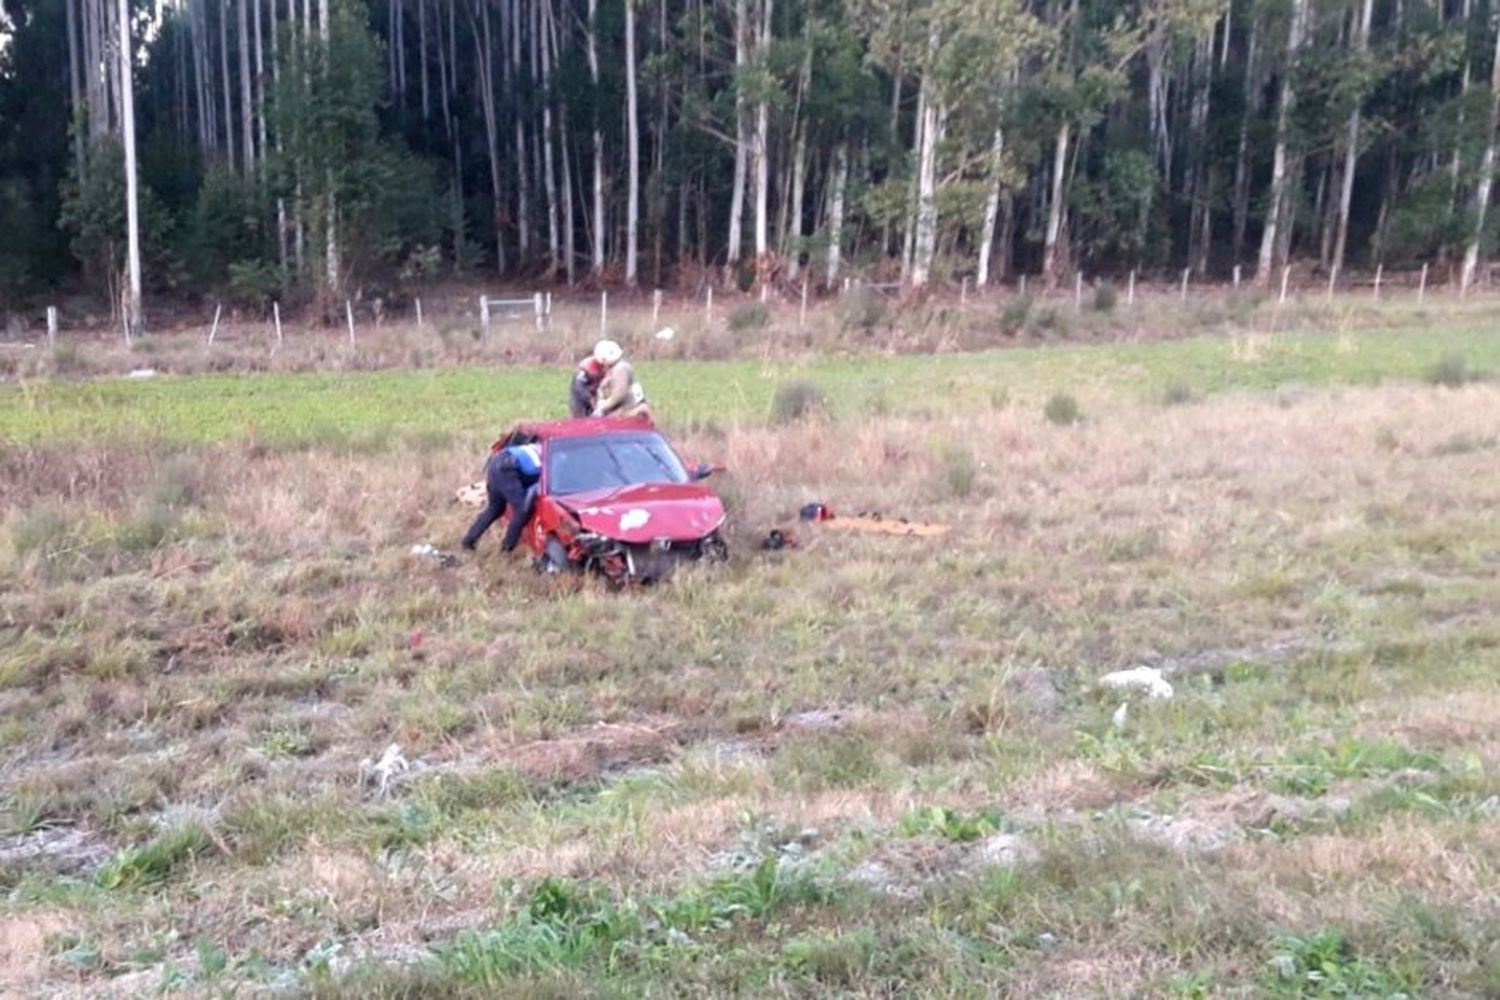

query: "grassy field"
xmin=1 ymin=322 xmax=1497 ymax=996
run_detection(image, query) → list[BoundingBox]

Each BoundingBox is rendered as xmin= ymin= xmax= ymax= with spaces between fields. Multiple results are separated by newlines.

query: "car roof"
xmin=514 ymin=415 xmax=658 ymax=442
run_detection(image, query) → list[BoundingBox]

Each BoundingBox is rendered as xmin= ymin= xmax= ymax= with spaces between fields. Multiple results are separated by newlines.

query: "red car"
xmin=494 ymin=416 xmax=728 ymax=582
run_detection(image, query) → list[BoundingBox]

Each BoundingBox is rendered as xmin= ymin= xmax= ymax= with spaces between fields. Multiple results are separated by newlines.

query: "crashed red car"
xmin=494 ymin=416 xmax=728 ymax=582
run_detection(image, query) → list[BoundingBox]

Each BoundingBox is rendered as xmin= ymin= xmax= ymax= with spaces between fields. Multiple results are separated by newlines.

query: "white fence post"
xmin=960 ymin=277 xmax=969 ymax=307
xmin=206 ymin=303 xmax=222 ymax=346
xmin=46 ymin=306 xmax=58 ymax=350
xmin=1280 ymin=266 xmax=1292 ymax=305
xmin=480 ymin=296 xmax=490 ymax=337
xmin=1075 ymin=273 xmax=1083 ymax=312
xmin=799 ymin=278 xmax=809 ymax=331
xmin=545 ymin=292 xmax=552 ymax=330
xmin=1419 ymin=263 xmax=1429 ymax=302
xmin=415 ymin=297 xmax=423 ymax=329
xmin=1233 ymin=264 xmax=1242 ymax=288
xmin=534 ymin=293 xmax=544 ymax=331
xmin=1019 ymin=274 xmax=1027 ymax=297
xmin=346 ymin=300 xmax=356 ymax=345
xmin=1128 ymin=270 xmax=1136 ymax=307
xmin=273 ymin=301 xmax=283 ymax=346
xmin=652 ymin=289 xmax=662 ymax=325
xmin=705 ymin=287 xmax=713 ymax=327
xmin=1327 ymin=265 xmax=1338 ymax=301
xmin=1180 ymin=267 xmax=1190 ymax=301
xmin=1373 ymin=264 xmax=1383 ymax=300
xmin=600 ymin=291 xmax=608 ymax=336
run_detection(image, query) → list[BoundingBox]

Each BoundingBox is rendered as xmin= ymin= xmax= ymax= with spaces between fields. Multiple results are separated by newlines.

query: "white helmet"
xmin=593 ymin=339 xmax=623 ymax=366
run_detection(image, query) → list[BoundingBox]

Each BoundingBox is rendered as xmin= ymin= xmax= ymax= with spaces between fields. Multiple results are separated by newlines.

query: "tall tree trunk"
xmin=1450 ymin=0 xmax=1474 ymax=199
xmin=419 ymin=0 xmax=430 ymax=122
xmin=320 ymin=0 xmax=338 ymax=303
xmin=471 ymin=0 xmax=506 ymax=274
xmin=725 ymin=0 xmax=749 ymax=278
xmin=221 ymin=0 xmax=236 ymax=172
xmin=1461 ymin=22 xmax=1500 ymax=291
xmin=510 ymin=0 xmax=531 ymax=261
xmin=587 ymin=0 xmax=606 ymax=275
xmin=1232 ymin=17 xmax=1259 ymax=264
xmin=238 ymin=0 xmax=255 ymax=176
xmin=625 ymin=0 xmax=641 ymax=285
xmin=1042 ymin=121 xmax=1070 ymax=286
xmin=825 ymin=141 xmax=847 ymax=290
xmin=977 ymin=125 xmax=1004 ymax=287
xmin=118 ymin=0 xmax=142 ymax=337
xmin=751 ymin=0 xmax=772 ymax=285
xmin=66 ymin=0 xmax=85 ymax=174
xmin=540 ymin=0 xmax=560 ymax=274
xmin=254 ymin=0 xmax=266 ymax=177
xmin=910 ymin=72 xmax=942 ymax=288
xmin=548 ymin=0 xmax=576 ymax=284
xmin=1332 ymin=0 xmax=1374 ymax=274
xmin=1187 ymin=31 xmax=1214 ymax=275
xmin=1256 ymin=0 xmax=1306 ymax=286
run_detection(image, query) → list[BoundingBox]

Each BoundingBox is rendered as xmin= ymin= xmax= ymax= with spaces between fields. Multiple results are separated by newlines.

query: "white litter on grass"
xmin=126 ymin=368 xmax=158 ymax=379
xmin=359 ymin=744 xmax=410 ymax=798
xmin=1112 ymin=701 xmax=1130 ymax=732
xmin=654 ymin=326 xmax=676 ymax=341
xmin=1099 ymin=666 xmax=1175 ymax=700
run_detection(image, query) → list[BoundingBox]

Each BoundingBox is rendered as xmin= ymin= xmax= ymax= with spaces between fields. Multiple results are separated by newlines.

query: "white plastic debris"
xmin=654 ymin=326 xmax=677 ymax=341
xmin=126 ymin=368 xmax=158 ymax=379
xmin=1112 ymin=701 xmax=1130 ymax=732
xmin=359 ymin=743 xmax=410 ymax=797
xmin=1099 ymin=666 xmax=1174 ymax=700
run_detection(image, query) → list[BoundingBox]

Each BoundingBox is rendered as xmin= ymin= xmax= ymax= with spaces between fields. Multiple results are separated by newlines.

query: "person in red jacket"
xmin=569 ymin=350 xmax=608 ymax=418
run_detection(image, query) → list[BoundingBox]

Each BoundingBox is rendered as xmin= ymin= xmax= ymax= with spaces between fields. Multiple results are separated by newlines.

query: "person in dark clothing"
xmin=461 ymin=442 xmax=543 ymax=552
xmin=569 ymin=354 xmax=607 ymax=418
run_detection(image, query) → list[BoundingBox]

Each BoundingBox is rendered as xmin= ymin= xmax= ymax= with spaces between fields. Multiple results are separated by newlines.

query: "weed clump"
xmin=840 ymin=285 xmax=887 ymax=331
xmin=771 ymin=380 xmax=827 ymax=424
xmin=1000 ymin=295 xmax=1033 ymax=332
xmin=1160 ymin=382 xmax=1196 ymax=406
xmin=1424 ymin=353 xmax=1478 ymax=387
xmin=727 ymin=300 xmax=771 ymax=332
xmin=97 ymin=823 xmax=211 ymax=889
xmin=942 ymin=445 xmax=977 ymax=498
xmin=1043 ymin=392 xmax=1082 ymax=426
xmin=1092 ymin=282 xmax=1117 ymax=313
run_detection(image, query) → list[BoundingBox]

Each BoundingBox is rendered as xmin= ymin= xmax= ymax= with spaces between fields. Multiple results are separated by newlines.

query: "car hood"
xmin=556 ymin=483 xmax=726 ymax=543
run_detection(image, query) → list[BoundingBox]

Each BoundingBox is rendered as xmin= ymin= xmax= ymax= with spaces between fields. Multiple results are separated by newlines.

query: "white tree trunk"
xmin=320 ymin=0 xmax=338 ymax=299
xmin=825 ymin=141 xmax=847 ymax=290
xmin=238 ymin=0 xmax=255 ymax=175
xmin=473 ymin=0 xmax=505 ymax=274
xmin=1461 ymin=23 xmax=1500 ymax=291
xmin=1257 ymin=0 xmax=1306 ymax=285
xmin=625 ymin=0 xmax=640 ymax=285
xmin=1332 ymin=0 xmax=1374 ymax=274
xmin=118 ymin=0 xmax=142 ymax=337
xmin=751 ymin=0 xmax=772 ymax=281
xmin=910 ymin=89 xmax=942 ymax=288
xmin=540 ymin=0 xmax=560 ymax=272
xmin=587 ymin=0 xmax=606 ymax=275
xmin=220 ymin=0 xmax=235 ymax=171
xmin=726 ymin=0 xmax=748 ymax=273
xmin=976 ymin=125 xmax=1004 ymax=288
xmin=419 ymin=0 xmax=430 ymax=121
xmin=1042 ymin=121 xmax=1070 ymax=285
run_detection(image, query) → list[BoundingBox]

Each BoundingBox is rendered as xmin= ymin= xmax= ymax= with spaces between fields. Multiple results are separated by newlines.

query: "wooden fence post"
xmin=600 ymin=291 xmax=608 ymax=336
xmin=1327 ymin=265 xmax=1338 ymax=301
xmin=480 ymin=297 xmax=490 ymax=337
xmin=1279 ymin=266 xmax=1292 ymax=305
xmin=1373 ymin=264 xmax=1383 ymax=300
xmin=206 ymin=303 xmax=222 ymax=346
xmin=534 ymin=293 xmax=545 ymax=331
xmin=705 ymin=287 xmax=713 ymax=327
xmin=960 ymin=277 xmax=969 ymax=307
xmin=1180 ymin=267 xmax=1190 ymax=301
xmin=415 ymin=297 xmax=423 ymax=329
xmin=1233 ymin=265 xmax=1242 ymax=288
xmin=346 ymin=300 xmax=356 ymax=345
xmin=272 ymin=301 xmax=283 ymax=346
xmin=1418 ymin=263 xmax=1429 ymax=302
xmin=799 ymin=278 xmax=809 ymax=331
xmin=652 ymin=289 xmax=662 ymax=325
xmin=46 ymin=306 xmax=57 ymax=350
xmin=1128 ymin=270 xmax=1136 ymax=307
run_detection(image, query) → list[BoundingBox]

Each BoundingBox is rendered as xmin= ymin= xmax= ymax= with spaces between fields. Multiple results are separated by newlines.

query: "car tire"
xmin=537 ymin=537 xmax=578 ymax=574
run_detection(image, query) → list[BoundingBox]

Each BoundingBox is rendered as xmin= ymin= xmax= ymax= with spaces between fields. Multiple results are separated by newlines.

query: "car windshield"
xmin=547 ymin=432 xmax=690 ymax=496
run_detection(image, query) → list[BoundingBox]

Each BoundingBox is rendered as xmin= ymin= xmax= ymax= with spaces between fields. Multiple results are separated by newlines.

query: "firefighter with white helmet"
xmin=590 ymin=339 xmax=651 ymax=419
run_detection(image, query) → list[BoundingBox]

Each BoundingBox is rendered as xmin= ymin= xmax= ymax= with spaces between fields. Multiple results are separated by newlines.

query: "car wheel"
xmin=700 ymin=532 xmax=730 ymax=562
xmin=537 ymin=537 xmax=578 ymax=574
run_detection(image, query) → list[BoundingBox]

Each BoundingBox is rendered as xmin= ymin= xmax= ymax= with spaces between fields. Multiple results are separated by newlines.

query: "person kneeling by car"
xmin=461 ymin=442 xmax=542 ymax=553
